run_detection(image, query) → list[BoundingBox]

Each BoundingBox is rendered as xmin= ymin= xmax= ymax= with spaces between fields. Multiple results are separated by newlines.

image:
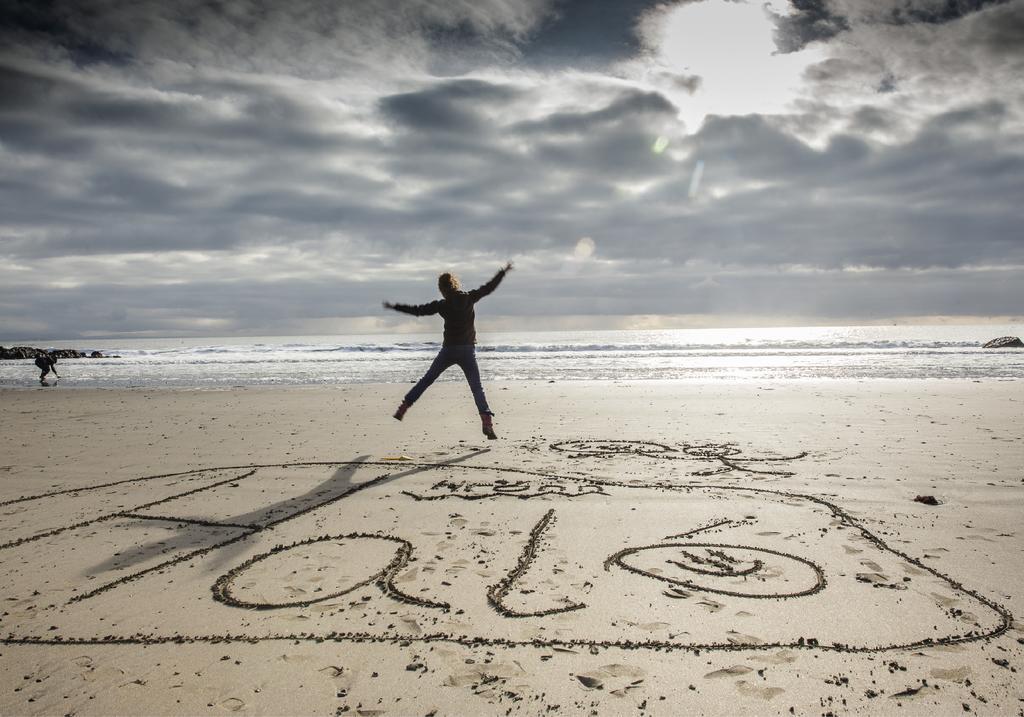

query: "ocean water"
xmin=1 ymin=325 xmax=1022 ymax=389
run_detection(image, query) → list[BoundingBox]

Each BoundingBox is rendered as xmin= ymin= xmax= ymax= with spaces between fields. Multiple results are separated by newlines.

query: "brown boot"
xmin=481 ymin=412 xmax=497 ymax=440
xmin=393 ymin=401 xmax=410 ymax=421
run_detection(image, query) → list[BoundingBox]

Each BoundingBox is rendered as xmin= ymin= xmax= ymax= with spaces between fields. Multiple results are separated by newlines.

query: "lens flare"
xmin=652 ymin=136 xmax=670 ymax=154
xmin=688 ymin=159 xmax=705 ymax=199
xmin=574 ymin=237 xmax=596 ymax=259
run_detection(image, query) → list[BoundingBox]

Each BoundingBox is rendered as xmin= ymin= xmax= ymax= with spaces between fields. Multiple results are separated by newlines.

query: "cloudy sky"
xmin=1 ymin=0 xmax=1022 ymax=339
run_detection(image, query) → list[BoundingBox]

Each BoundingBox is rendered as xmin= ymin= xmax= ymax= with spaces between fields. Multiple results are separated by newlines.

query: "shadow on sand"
xmin=86 ymin=449 xmax=490 ymax=580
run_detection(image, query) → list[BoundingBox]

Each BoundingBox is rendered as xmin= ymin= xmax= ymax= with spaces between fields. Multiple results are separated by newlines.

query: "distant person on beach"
xmin=35 ymin=352 xmax=59 ymax=383
xmin=383 ymin=263 xmax=513 ymax=440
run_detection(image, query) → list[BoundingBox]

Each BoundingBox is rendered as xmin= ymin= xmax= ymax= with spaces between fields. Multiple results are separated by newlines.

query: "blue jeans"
xmin=405 ymin=345 xmax=492 ymax=415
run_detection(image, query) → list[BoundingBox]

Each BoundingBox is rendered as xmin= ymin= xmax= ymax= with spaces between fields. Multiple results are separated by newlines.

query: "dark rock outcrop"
xmin=0 ymin=346 xmax=117 ymax=360
xmin=982 ymin=336 xmax=1023 ymax=349
xmin=0 ymin=346 xmax=50 ymax=360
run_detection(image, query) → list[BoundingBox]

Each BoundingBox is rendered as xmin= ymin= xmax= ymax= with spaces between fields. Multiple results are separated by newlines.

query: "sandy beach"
xmin=1 ymin=379 xmax=1021 ymax=715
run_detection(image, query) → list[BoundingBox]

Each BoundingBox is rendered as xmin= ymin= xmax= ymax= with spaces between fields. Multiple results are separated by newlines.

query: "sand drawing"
xmin=487 ymin=509 xmax=587 ymax=618
xmin=0 ymin=444 xmax=1012 ymax=656
xmin=549 ymin=439 xmax=809 ymax=476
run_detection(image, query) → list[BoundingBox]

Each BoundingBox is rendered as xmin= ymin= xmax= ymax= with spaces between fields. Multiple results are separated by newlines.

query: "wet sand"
xmin=0 ymin=380 xmax=1022 ymax=715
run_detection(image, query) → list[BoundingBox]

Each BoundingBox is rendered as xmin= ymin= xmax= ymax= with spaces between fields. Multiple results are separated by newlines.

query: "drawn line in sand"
xmin=549 ymin=439 xmax=808 ymax=477
xmin=69 ymin=531 xmax=254 ymax=604
xmin=487 ymin=509 xmax=586 ymax=618
xmin=0 ymin=469 xmax=260 ymax=551
xmin=116 ymin=513 xmax=260 ymax=531
xmin=211 ymin=533 xmax=450 ymax=611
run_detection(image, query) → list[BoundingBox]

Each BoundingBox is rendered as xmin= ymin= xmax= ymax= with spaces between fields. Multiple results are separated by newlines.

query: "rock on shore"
xmin=982 ymin=336 xmax=1024 ymax=349
xmin=0 ymin=346 xmax=117 ymax=360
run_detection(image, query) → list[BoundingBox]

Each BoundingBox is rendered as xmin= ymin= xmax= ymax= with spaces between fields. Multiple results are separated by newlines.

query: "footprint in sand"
xmin=856 ymin=571 xmax=901 ymax=589
xmin=393 ymin=567 xmax=418 ymax=583
xmin=726 ymin=631 xmax=764 ymax=646
xmin=736 ymin=681 xmax=785 ymax=700
xmin=219 ymin=698 xmax=245 ymax=712
xmin=697 ymin=598 xmax=724 ymax=613
xmin=930 ymin=667 xmax=971 ymax=683
xmin=753 ymin=650 xmax=798 ymax=665
xmin=931 ymin=592 xmax=960 ymax=607
xmin=704 ymin=665 xmax=753 ymax=679
xmin=637 ymin=621 xmax=671 ymax=632
xmin=576 ymin=664 xmax=646 ymax=695
xmin=400 ymin=617 xmax=422 ymax=634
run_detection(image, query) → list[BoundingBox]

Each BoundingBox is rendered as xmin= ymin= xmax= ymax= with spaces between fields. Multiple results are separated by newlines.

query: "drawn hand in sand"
xmin=549 ymin=439 xmax=808 ymax=477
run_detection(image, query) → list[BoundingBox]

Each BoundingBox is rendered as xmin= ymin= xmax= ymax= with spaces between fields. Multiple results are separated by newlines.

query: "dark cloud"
xmin=965 ymin=0 xmax=1024 ymax=59
xmin=876 ymin=72 xmax=898 ymax=93
xmin=0 ymin=0 xmax=555 ymax=79
xmin=662 ymin=72 xmax=703 ymax=95
xmin=379 ymin=79 xmax=523 ymax=134
xmin=516 ymin=0 xmax=671 ymax=68
xmin=923 ymin=99 xmax=1008 ymax=132
xmin=772 ymin=0 xmax=1015 ymax=53
xmin=772 ymin=0 xmax=851 ymax=53
xmin=848 ymin=105 xmax=900 ymax=132
xmin=0 ymin=0 xmax=134 ymax=66
xmin=881 ymin=0 xmax=1013 ymax=26
xmin=510 ymin=89 xmax=677 ymax=135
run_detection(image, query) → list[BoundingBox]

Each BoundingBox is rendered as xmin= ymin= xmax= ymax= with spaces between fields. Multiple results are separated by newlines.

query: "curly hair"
xmin=438 ymin=272 xmax=461 ymax=297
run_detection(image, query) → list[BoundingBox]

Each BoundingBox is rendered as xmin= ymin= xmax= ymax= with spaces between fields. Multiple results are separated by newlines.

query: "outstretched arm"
xmin=383 ymin=300 xmax=443 ymax=317
xmin=468 ymin=262 xmax=513 ymax=302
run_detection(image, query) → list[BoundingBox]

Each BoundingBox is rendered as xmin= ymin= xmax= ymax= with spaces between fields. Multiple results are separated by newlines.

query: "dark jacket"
xmin=391 ymin=269 xmax=507 ymax=346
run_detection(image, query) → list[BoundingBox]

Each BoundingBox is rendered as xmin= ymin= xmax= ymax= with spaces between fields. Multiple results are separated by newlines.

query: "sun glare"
xmin=647 ymin=0 xmax=825 ymax=128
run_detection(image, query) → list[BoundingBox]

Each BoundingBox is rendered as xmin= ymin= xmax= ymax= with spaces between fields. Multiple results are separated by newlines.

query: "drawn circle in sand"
xmin=609 ymin=543 xmax=826 ymax=599
xmin=550 ymin=439 xmax=675 ymax=457
xmin=212 ymin=533 xmax=419 ymax=610
xmin=680 ymin=442 xmax=743 ymax=459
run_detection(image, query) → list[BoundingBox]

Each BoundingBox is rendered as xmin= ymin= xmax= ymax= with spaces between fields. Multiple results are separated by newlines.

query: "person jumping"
xmin=383 ymin=263 xmax=512 ymax=440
